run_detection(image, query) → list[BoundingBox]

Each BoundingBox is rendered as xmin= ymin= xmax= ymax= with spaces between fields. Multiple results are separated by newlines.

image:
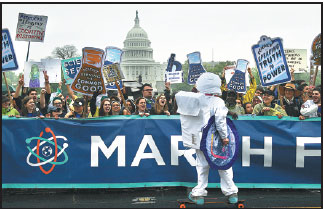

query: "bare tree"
xmin=52 ymin=45 xmax=80 ymax=59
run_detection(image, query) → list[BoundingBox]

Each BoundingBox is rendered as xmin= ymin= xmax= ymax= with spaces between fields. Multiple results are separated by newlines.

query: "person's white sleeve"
xmin=214 ymin=102 xmax=228 ymax=139
xmin=300 ymin=100 xmax=318 ymax=117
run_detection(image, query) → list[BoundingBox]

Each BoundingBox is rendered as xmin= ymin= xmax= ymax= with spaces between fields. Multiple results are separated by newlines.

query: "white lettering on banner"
xmin=170 ymin=136 xmax=196 ymax=166
xmin=91 ymin=136 xmax=125 ymax=167
xmin=296 ymin=137 xmax=321 ymax=168
xmin=242 ymin=136 xmax=273 ymax=167
xmin=131 ymin=135 xmax=165 ymax=166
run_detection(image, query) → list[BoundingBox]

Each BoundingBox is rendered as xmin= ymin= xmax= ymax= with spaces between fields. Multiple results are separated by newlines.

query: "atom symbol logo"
xmin=26 ymin=127 xmax=68 ymax=175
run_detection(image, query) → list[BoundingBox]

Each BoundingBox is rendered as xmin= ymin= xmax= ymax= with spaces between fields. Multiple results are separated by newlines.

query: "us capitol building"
xmin=121 ymin=11 xmax=167 ymax=93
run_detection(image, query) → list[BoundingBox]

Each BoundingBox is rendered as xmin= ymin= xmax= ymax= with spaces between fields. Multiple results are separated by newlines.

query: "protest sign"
xmin=284 ymin=49 xmax=307 ymax=73
xmin=61 ymin=57 xmax=82 ymax=85
xmin=41 ymin=58 xmax=61 ymax=83
xmin=15 ymin=13 xmax=48 ymax=42
xmin=71 ymin=47 xmax=106 ymax=95
xmin=252 ymin=35 xmax=291 ymax=86
xmin=2 ymin=29 xmax=19 ymax=71
xmin=165 ymin=53 xmax=183 ymax=83
xmin=311 ymin=33 xmax=321 ymax=66
xmin=24 ymin=62 xmax=45 ymax=88
xmin=103 ymin=47 xmax=124 ymax=89
xmin=187 ymin=52 xmax=206 ymax=85
xmin=227 ymin=59 xmax=249 ymax=93
xmin=103 ymin=64 xmax=123 ymax=83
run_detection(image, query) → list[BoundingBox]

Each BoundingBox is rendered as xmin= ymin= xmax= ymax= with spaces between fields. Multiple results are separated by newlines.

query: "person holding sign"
xmin=252 ymin=90 xmax=287 ymax=118
xmin=277 ymin=83 xmax=302 ymax=117
xmin=150 ymin=94 xmax=171 ymax=116
xmin=64 ymin=98 xmax=87 ymax=118
xmin=299 ymin=87 xmax=322 ymax=120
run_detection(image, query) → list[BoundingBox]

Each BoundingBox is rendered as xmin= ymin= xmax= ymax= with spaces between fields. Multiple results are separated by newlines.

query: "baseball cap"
xmin=73 ymin=98 xmax=84 ymax=107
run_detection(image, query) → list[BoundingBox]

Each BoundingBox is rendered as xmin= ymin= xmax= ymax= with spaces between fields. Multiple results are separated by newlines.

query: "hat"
xmin=264 ymin=89 xmax=274 ymax=96
xmin=2 ymin=95 xmax=10 ymax=103
xmin=73 ymin=98 xmax=84 ymax=107
xmin=279 ymin=83 xmax=302 ymax=97
xmin=196 ymin=72 xmax=222 ymax=95
xmin=52 ymin=97 xmax=63 ymax=105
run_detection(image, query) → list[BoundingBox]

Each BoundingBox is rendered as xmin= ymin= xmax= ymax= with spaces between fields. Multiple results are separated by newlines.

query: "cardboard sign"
xmin=106 ymin=80 xmax=123 ymax=90
xmin=165 ymin=53 xmax=183 ymax=83
xmin=2 ymin=29 xmax=19 ymax=71
xmin=284 ymin=49 xmax=307 ymax=73
xmin=71 ymin=47 xmax=106 ymax=95
xmin=227 ymin=59 xmax=249 ymax=93
xmin=61 ymin=57 xmax=82 ymax=85
xmin=41 ymin=58 xmax=61 ymax=83
xmin=252 ymin=35 xmax=291 ymax=87
xmin=103 ymin=64 xmax=123 ymax=83
xmin=16 ymin=13 xmax=48 ymax=42
xmin=187 ymin=51 xmax=206 ymax=85
xmin=311 ymin=33 xmax=321 ymax=66
xmin=24 ymin=62 xmax=45 ymax=88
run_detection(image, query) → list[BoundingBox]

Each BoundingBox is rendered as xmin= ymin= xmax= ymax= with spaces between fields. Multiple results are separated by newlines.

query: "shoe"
xmin=188 ymin=192 xmax=204 ymax=205
xmin=227 ymin=193 xmax=238 ymax=204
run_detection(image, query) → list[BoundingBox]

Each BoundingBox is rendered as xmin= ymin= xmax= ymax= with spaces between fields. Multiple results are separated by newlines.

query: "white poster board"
xmin=16 ymin=13 xmax=48 ymax=42
xmin=24 ymin=62 xmax=46 ymax=88
xmin=284 ymin=49 xmax=307 ymax=73
xmin=41 ymin=58 xmax=62 ymax=83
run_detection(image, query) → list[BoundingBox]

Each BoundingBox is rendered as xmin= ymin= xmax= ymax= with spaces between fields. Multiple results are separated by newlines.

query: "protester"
xmin=2 ymin=95 xmax=20 ymax=117
xmin=150 ymin=94 xmax=170 ymax=116
xmin=277 ymin=83 xmax=302 ymax=117
xmin=252 ymin=90 xmax=287 ymax=118
xmin=141 ymin=83 xmax=155 ymax=111
xmin=64 ymin=98 xmax=87 ymax=118
xmin=110 ymin=100 xmax=123 ymax=115
xmin=252 ymin=95 xmax=263 ymax=107
xmin=49 ymin=96 xmax=67 ymax=118
xmin=21 ymin=96 xmax=44 ymax=118
xmin=122 ymin=99 xmax=135 ymax=115
xmin=299 ymin=87 xmax=322 ymax=120
xmin=225 ymin=90 xmax=245 ymax=116
xmin=243 ymin=102 xmax=253 ymax=114
xmin=176 ymin=72 xmax=239 ymax=205
xmin=242 ymin=67 xmax=257 ymax=104
xmin=133 ymin=97 xmax=150 ymax=117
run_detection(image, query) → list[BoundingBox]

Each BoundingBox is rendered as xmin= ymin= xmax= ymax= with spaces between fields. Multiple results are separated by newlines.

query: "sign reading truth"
xmin=71 ymin=47 xmax=106 ymax=95
xmin=2 ymin=29 xmax=19 ymax=71
xmin=16 ymin=13 xmax=48 ymax=42
xmin=252 ymin=35 xmax=291 ymax=86
xmin=61 ymin=57 xmax=82 ymax=85
xmin=187 ymin=51 xmax=206 ymax=85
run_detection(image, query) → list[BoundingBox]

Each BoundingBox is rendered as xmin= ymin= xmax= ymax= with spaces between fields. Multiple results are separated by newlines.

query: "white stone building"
xmin=121 ymin=11 xmax=166 ymax=93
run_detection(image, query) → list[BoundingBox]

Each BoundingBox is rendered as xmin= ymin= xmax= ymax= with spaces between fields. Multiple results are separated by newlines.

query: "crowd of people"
xmin=2 ymin=67 xmax=322 ymax=120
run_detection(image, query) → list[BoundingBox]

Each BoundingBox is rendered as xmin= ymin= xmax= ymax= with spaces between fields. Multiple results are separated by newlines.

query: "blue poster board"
xmin=187 ymin=52 xmax=206 ymax=85
xmin=252 ymin=36 xmax=291 ymax=87
xmin=227 ymin=59 xmax=249 ymax=93
xmin=2 ymin=29 xmax=19 ymax=71
xmin=61 ymin=57 xmax=82 ymax=85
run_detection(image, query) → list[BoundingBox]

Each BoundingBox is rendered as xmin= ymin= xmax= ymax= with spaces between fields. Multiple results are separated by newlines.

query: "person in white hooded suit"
xmin=175 ymin=72 xmax=238 ymax=205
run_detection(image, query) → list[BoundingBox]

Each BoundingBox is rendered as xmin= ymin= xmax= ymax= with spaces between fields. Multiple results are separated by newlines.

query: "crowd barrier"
xmin=2 ymin=115 xmax=321 ymax=189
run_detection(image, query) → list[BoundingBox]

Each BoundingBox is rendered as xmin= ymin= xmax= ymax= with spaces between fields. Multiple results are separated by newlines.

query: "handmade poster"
xmin=61 ymin=57 xmax=82 ymax=85
xmin=41 ymin=58 xmax=61 ymax=83
xmin=284 ymin=49 xmax=307 ymax=73
xmin=103 ymin=64 xmax=123 ymax=83
xmin=2 ymin=29 xmax=19 ymax=71
xmin=187 ymin=51 xmax=206 ymax=85
xmin=165 ymin=53 xmax=183 ymax=83
xmin=24 ymin=62 xmax=45 ymax=88
xmin=103 ymin=47 xmax=124 ymax=89
xmin=15 ymin=13 xmax=48 ymax=42
xmin=252 ymin=35 xmax=291 ymax=86
xmin=71 ymin=47 xmax=106 ymax=95
xmin=200 ymin=116 xmax=239 ymax=170
xmin=227 ymin=59 xmax=249 ymax=93
xmin=311 ymin=33 xmax=321 ymax=66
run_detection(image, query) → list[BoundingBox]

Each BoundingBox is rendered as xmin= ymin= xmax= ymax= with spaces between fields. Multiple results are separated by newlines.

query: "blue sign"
xmin=252 ymin=35 xmax=291 ymax=87
xmin=2 ymin=116 xmax=321 ymax=189
xmin=227 ymin=59 xmax=249 ymax=93
xmin=104 ymin=47 xmax=124 ymax=89
xmin=2 ymin=29 xmax=19 ymax=71
xmin=61 ymin=57 xmax=82 ymax=85
xmin=187 ymin=52 xmax=206 ymax=85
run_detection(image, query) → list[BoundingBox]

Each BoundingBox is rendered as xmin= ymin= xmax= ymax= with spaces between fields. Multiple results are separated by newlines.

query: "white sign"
xmin=284 ymin=49 xmax=307 ymax=73
xmin=24 ymin=62 xmax=46 ymax=88
xmin=41 ymin=58 xmax=62 ymax=83
xmin=16 ymin=13 xmax=48 ymax=42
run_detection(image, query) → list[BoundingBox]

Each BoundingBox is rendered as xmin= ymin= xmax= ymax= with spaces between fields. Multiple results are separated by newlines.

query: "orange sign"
xmin=311 ymin=33 xmax=321 ymax=66
xmin=71 ymin=47 xmax=106 ymax=95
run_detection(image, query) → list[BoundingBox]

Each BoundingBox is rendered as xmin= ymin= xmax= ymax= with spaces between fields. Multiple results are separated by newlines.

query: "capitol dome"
xmin=122 ymin=10 xmax=153 ymax=62
xmin=121 ymin=11 xmax=166 ymax=93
